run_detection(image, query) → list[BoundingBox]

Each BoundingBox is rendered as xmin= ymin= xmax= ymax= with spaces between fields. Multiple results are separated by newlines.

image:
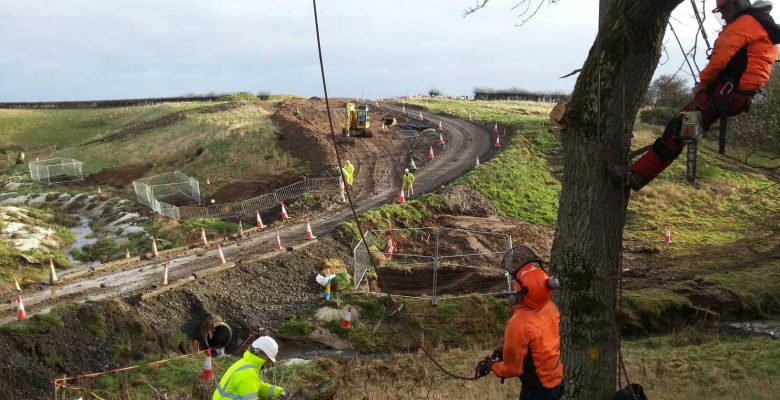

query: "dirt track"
xmin=0 ymin=101 xmax=495 ymax=324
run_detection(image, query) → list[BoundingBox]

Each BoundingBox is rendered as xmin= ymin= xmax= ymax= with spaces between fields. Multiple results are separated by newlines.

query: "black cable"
xmin=310 ymin=0 xmax=477 ymax=382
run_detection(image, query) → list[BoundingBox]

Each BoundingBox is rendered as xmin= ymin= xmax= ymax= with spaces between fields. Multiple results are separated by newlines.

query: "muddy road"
xmin=1 ymin=103 xmax=495 ymax=324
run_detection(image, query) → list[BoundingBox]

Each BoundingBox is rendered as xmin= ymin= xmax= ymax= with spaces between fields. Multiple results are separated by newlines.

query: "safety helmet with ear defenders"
xmin=501 ymin=247 xmax=560 ymax=308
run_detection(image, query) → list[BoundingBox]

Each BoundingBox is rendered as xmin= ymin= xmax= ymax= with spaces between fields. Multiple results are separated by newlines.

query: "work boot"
xmin=607 ymin=164 xmax=647 ymax=191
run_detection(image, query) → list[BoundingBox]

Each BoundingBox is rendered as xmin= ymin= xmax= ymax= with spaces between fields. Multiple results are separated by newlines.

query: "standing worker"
xmin=476 ymin=259 xmax=564 ymax=400
xmin=213 ymin=336 xmax=288 ymax=399
xmin=402 ymin=168 xmax=415 ymax=199
xmin=343 ymin=160 xmax=355 ymax=188
xmin=610 ymin=0 xmax=780 ymax=190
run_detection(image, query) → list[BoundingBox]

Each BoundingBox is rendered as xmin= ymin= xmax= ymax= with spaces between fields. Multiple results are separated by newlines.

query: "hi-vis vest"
xmin=212 ymin=352 xmax=283 ymax=400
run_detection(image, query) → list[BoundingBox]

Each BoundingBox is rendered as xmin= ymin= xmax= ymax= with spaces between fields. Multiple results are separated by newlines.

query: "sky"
xmin=0 ymin=0 xmax=749 ymax=101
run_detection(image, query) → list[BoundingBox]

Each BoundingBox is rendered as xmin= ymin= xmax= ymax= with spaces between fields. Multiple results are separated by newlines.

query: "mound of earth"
xmin=439 ymin=185 xmax=496 ymax=217
xmin=86 ymin=164 xmax=152 ymax=187
xmin=271 ymin=98 xmax=340 ymax=170
xmin=211 ymin=174 xmax=306 ymax=203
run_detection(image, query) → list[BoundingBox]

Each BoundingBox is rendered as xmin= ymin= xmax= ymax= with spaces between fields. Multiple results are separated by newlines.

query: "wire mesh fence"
xmin=29 ymin=157 xmax=83 ymax=184
xmin=353 ymin=227 xmax=512 ymax=303
xmin=137 ymin=174 xmax=342 ymax=221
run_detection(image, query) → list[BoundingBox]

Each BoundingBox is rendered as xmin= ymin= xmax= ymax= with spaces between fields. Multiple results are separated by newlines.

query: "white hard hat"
xmin=405 ymin=168 xmax=409 ymax=173
xmin=346 ymin=160 xmax=351 ymax=164
xmin=251 ymin=336 xmax=279 ymax=362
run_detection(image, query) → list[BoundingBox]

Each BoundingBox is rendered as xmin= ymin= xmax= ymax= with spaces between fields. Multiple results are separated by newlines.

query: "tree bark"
xmin=551 ymin=1 xmax=682 ymax=399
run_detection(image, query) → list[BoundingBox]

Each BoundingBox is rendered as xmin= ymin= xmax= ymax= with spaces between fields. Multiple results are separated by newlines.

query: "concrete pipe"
xmin=201 ymin=315 xmax=232 ymax=352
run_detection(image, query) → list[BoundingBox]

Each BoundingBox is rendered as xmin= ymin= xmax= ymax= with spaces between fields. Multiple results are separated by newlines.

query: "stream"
xmin=64 ymin=214 xmax=99 ymax=268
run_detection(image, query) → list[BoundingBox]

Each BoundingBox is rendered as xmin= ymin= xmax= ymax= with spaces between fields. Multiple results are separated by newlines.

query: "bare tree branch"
xmin=462 ymin=0 xmax=491 ymax=16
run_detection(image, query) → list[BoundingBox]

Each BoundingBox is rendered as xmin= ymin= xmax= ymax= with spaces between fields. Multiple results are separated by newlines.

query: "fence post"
xmin=432 ymin=228 xmax=439 ymax=306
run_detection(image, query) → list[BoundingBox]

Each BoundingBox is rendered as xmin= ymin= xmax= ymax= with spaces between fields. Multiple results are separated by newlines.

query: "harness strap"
xmin=217 ymin=364 xmax=259 ymax=400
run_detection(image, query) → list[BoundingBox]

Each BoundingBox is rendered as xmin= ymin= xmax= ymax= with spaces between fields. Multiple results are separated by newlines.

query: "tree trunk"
xmin=551 ymin=1 xmax=683 ymax=399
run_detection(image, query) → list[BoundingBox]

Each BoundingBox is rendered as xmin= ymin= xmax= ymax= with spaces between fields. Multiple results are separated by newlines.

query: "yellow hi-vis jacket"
xmin=344 ymin=162 xmax=354 ymax=177
xmin=402 ymin=172 xmax=415 ymax=187
xmin=212 ymin=351 xmax=284 ymax=400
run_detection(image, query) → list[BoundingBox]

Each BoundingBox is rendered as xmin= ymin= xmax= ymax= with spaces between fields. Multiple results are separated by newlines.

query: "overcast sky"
xmin=0 ymin=0 xmax=750 ymax=101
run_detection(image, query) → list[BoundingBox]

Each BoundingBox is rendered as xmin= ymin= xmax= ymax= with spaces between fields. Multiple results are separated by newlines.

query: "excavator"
xmin=342 ymin=102 xmax=372 ymax=138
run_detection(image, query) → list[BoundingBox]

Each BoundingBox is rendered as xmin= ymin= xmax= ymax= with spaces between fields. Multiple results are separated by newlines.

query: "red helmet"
xmin=513 ymin=262 xmax=559 ymax=309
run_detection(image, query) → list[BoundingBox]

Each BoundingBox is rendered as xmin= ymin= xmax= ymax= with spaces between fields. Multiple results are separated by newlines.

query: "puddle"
xmin=64 ymin=215 xmax=99 ymax=268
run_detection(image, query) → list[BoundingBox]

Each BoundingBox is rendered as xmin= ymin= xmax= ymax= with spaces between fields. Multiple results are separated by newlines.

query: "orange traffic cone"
xmin=16 ymin=295 xmax=26 ymax=320
xmin=49 ymin=259 xmax=58 ymax=285
xmin=305 ymin=220 xmax=316 ymax=240
xmin=428 ymin=146 xmax=435 ymax=160
xmin=162 ymin=261 xmax=169 ymax=285
xmin=663 ymin=227 xmax=673 ymax=244
xmin=342 ymin=306 xmax=352 ymax=329
xmin=399 ymin=188 xmax=405 ymax=204
xmin=125 ymin=248 xmax=131 ymax=259
xmin=492 ymin=123 xmax=499 ymax=133
xmin=275 ymin=230 xmax=283 ymax=251
xmin=280 ymin=203 xmax=289 ymax=221
xmin=200 ymin=349 xmax=214 ymax=381
xmin=237 ymin=220 xmax=244 ymax=237
xmin=384 ymin=238 xmax=395 ymax=259
xmin=419 ymin=111 xmax=424 ymax=120
xmin=439 ymin=133 xmax=445 ymax=145
xmin=438 ymin=120 xmax=443 ymax=130
xmin=97 ymin=186 xmax=104 ymax=199
xmin=217 ymin=245 xmax=226 ymax=264
xmin=44 ymin=225 xmax=51 ymax=241
xmin=256 ymin=211 xmax=265 ymax=228
xmin=13 ymin=277 xmax=21 ymax=292
xmin=151 ymin=236 xmax=159 ymax=258
xmin=494 ymin=134 xmax=501 ymax=148
xmin=206 ymin=178 xmax=212 ymax=189
xmin=476 ymin=157 xmax=480 ymax=166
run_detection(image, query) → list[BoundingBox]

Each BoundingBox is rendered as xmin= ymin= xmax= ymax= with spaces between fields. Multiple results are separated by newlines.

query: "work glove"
xmin=490 ymin=347 xmax=503 ymax=362
xmin=277 ymin=391 xmax=289 ymax=399
xmin=474 ymin=357 xmax=493 ymax=379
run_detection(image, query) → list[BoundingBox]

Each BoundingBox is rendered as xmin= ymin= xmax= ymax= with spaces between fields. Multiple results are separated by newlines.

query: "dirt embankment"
xmin=85 ymin=164 xmax=152 ymax=187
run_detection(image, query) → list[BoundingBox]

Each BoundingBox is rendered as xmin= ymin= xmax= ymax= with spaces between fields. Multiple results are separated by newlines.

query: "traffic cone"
xmin=13 ymin=277 xmax=21 ymax=292
xmin=384 ymin=238 xmax=395 ymax=259
xmin=476 ymin=157 xmax=480 ymax=166
xmin=492 ymin=123 xmax=499 ymax=133
xmin=399 ymin=188 xmax=405 ymax=204
xmin=305 ymin=220 xmax=316 ymax=240
xmin=419 ymin=111 xmax=424 ymax=120
xmin=256 ymin=211 xmax=265 ymax=229
xmin=494 ymin=133 xmax=501 ymax=148
xmin=280 ymin=203 xmax=289 ymax=221
xmin=428 ymin=146 xmax=435 ymax=160
xmin=237 ymin=220 xmax=243 ymax=237
xmin=206 ymin=178 xmax=212 ymax=190
xmin=438 ymin=120 xmax=443 ymax=130
xmin=200 ymin=349 xmax=214 ymax=381
xmin=151 ymin=236 xmax=159 ymax=258
xmin=49 ymin=259 xmax=58 ymax=285
xmin=125 ymin=248 xmax=130 ymax=259
xmin=217 ymin=245 xmax=226 ymax=264
xmin=342 ymin=306 xmax=352 ymax=329
xmin=409 ymin=158 xmax=417 ymax=171
xmin=97 ymin=186 xmax=104 ymax=199
xmin=200 ymin=228 xmax=208 ymax=246
xmin=16 ymin=295 xmax=26 ymax=320
xmin=439 ymin=133 xmax=445 ymax=145
xmin=663 ymin=227 xmax=673 ymax=244
xmin=338 ymin=178 xmax=347 ymax=203
xmin=162 ymin=261 xmax=169 ymax=285
xmin=275 ymin=230 xmax=283 ymax=251
xmin=44 ymin=225 xmax=51 ymax=241
xmin=402 ymin=104 xmax=407 ymax=114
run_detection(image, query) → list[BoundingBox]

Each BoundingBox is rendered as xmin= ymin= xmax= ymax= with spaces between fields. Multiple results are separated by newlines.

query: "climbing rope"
xmin=310 ymin=0 xmax=478 ymax=383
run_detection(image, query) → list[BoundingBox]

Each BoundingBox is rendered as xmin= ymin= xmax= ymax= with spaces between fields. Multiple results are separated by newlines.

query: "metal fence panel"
xmin=274 ymin=181 xmax=308 ymax=203
xmin=307 ymin=177 xmax=340 ymax=193
xmin=396 ymin=130 xmax=419 ymax=139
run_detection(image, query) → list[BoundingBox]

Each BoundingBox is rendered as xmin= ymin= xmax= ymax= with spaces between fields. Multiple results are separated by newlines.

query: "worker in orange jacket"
xmin=476 ymin=260 xmax=564 ymax=400
xmin=610 ymin=0 xmax=780 ymax=190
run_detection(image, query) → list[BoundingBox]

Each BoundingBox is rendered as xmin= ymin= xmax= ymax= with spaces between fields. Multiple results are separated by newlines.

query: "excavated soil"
xmin=85 ymin=164 xmax=152 ymax=187
xmin=211 ymin=173 xmax=307 ymax=203
xmin=378 ymin=266 xmax=507 ymax=296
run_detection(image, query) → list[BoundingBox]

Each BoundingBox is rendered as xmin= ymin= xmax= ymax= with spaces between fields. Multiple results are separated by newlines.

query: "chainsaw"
xmin=674 ymin=110 xmax=702 ymax=184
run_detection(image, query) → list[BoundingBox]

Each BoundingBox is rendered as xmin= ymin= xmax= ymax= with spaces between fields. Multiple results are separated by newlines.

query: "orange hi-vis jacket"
xmin=699 ymin=13 xmax=779 ymax=91
xmin=490 ymin=301 xmax=563 ymax=389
